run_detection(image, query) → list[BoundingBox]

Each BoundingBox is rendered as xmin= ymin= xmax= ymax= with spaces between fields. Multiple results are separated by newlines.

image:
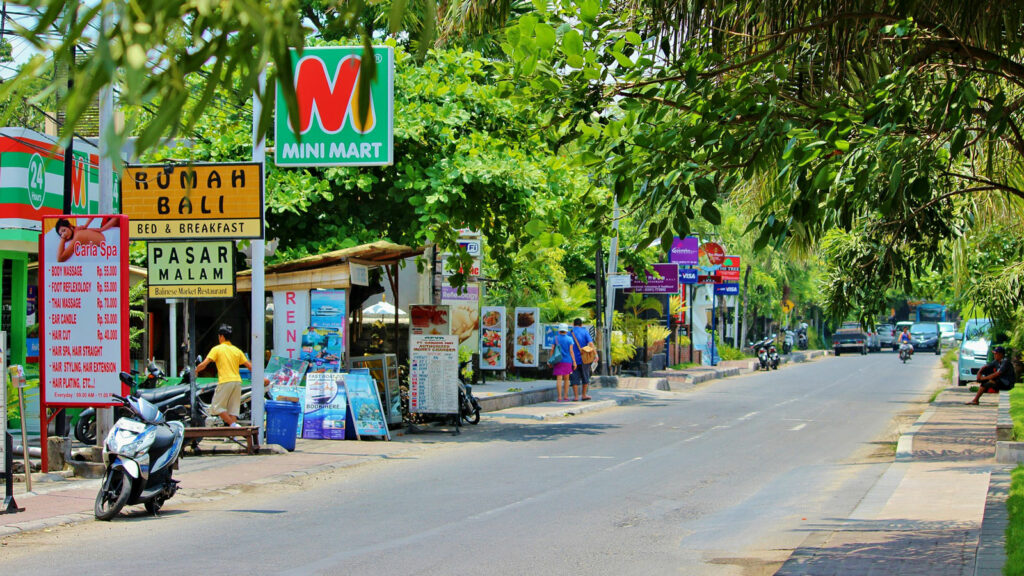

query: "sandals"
xmin=581 ymin=396 xmax=592 ymax=401
xmin=964 ymin=401 xmax=980 ymax=405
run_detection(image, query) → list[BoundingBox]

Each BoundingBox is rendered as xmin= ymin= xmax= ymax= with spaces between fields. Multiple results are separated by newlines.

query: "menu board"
xmin=408 ymin=335 xmax=459 ymax=414
xmin=479 ymin=306 xmax=506 ymax=370
xmin=410 ymin=305 xmax=450 ymax=336
xmin=345 ymin=368 xmax=389 ymax=439
xmin=512 ymin=307 xmax=540 ymax=368
xmin=41 ymin=215 xmax=128 ymax=406
xmin=302 ymin=372 xmax=348 ymax=440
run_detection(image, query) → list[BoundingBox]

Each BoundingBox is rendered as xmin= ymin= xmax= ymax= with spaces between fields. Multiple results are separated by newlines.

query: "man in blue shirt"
xmin=569 ymin=318 xmax=598 ymax=401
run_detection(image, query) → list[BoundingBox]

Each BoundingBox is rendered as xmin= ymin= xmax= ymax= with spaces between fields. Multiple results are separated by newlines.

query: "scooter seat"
xmin=140 ymin=385 xmax=189 ymax=404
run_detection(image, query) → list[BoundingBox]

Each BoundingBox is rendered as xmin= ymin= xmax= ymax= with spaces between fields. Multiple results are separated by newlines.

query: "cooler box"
xmin=265 ymin=400 xmax=301 ymax=451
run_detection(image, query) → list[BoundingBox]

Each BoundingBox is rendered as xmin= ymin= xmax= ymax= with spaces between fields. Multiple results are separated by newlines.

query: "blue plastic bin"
xmin=265 ymin=400 xmax=302 ymax=451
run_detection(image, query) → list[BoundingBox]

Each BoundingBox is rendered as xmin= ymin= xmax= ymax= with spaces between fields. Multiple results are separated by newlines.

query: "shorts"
xmin=570 ymin=363 xmax=592 ymax=386
xmin=552 ymin=362 xmax=574 ymax=376
xmin=209 ymin=380 xmax=242 ymax=417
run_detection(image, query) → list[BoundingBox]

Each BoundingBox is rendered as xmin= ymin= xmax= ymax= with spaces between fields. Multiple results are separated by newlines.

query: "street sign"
xmin=714 ymin=283 xmax=740 ymax=296
xmin=275 ymin=46 xmax=395 ymax=167
xmin=678 ymin=268 xmax=698 ymax=285
xmin=720 ymin=255 xmax=741 ymax=282
xmin=699 ymin=242 xmax=726 ymax=265
xmin=697 ymin=275 xmax=720 ymax=284
xmin=628 ymin=263 xmax=679 ymax=294
xmin=147 ymin=241 xmax=235 ymax=299
xmin=609 ymin=274 xmax=632 ymax=288
xmin=669 ymin=236 xmax=700 ymax=265
xmin=121 ymin=162 xmax=264 ymax=240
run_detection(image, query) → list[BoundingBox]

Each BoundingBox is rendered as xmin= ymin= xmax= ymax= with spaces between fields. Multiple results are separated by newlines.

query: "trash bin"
xmin=265 ymin=400 xmax=301 ymax=451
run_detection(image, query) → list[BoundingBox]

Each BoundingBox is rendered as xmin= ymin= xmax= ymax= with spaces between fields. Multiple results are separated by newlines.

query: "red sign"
xmin=699 ymin=242 xmax=726 ymax=265
xmin=720 ymin=255 xmax=741 ymax=282
xmin=697 ymin=275 xmax=720 ymax=284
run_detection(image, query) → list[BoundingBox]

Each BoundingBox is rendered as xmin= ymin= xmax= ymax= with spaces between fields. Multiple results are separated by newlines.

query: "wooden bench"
xmin=183 ymin=426 xmax=260 ymax=455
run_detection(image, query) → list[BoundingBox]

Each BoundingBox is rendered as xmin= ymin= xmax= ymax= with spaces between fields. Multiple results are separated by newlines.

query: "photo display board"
xmin=300 ymin=327 xmax=343 ymax=372
xmin=302 ymin=372 xmax=348 ymax=440
xmin=345 ymin=368 xmax=389 ymax=439
xmin=408 ymin=335 xmax=459 ymax=414
xmin=512 ymin=307 xmax=540 ymax=368
xmin=41 ymin=215 xmax=128 ymax=406
xmin=479 ymin=306 xmax=506 ymax=370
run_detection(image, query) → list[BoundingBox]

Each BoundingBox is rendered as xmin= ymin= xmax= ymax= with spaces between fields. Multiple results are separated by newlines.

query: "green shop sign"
xmin=146 ymin=241 xmax=235 ymax=299
xmin=275 ymin=46 xmax=394 ymax=167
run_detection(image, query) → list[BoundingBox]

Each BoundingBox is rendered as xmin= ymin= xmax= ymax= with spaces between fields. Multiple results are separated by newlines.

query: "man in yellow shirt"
xmin=196 ymin=324 xmax=252 ymax=427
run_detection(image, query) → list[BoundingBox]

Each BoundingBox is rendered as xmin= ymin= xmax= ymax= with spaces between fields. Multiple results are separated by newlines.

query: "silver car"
xmin=877 ymin=323 xmax=895 ymax=350
xmin=956 ymin=318 xmax=992 ymax=386
xmin=938 ymin=321 xmax=956 ymax=347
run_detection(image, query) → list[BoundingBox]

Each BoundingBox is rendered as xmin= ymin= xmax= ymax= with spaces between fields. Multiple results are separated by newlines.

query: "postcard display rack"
xmin=348 ymin=354 xmax=402 ymax=426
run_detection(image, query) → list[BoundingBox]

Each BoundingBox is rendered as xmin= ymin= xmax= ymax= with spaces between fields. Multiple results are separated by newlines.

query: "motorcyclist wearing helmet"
xmin=966 ymin=345 xmax=1016 ymax=405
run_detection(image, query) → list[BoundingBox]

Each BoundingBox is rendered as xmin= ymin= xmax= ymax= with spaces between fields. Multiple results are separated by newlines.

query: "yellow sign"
xmin=147 ymin=241 xmax=235 ymax=299
xmin=121 ymin=162 xmax=264 ymax=240
xmin=782 ymin=299 xmax=795 ymax=313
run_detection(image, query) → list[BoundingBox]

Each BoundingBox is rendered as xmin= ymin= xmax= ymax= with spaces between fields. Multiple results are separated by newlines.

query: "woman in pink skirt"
xmin=551 ymin=323 xmax=578 ymax=402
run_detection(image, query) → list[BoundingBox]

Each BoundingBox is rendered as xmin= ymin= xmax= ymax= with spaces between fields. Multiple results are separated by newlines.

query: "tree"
xmin=496 ymin=2 xmax=1024 ymax=321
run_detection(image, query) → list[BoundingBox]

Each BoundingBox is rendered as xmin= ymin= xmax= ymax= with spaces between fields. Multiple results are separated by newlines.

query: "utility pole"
xmin=602 ymin=196 xmax=620 ymax=376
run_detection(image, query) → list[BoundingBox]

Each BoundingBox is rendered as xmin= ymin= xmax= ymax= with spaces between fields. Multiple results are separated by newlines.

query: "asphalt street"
xmin=0 ymin=353 xmax=945 ymax=576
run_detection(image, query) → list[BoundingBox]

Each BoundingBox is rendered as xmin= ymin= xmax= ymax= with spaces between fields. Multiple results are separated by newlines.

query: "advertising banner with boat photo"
xmin=512 ymin=307 xmax=540 ymax=368
xmin=479 ymin=306 xmax=506 ymax=370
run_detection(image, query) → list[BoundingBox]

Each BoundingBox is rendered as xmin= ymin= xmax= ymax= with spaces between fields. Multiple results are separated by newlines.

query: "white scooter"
xmin=899 ymin=342 xmax=913 ymax=363
xmin=95 ymin=373 xmax=185 ymax=520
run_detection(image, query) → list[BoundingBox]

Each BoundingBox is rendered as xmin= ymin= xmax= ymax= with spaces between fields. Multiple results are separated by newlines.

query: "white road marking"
xmin=738 ymin=411 xmax=759 ymax=421
xmin=538 ymin=455 xmax=616 ymax=459
xmin=605 ymin=456 xmax=643 ymax=471
xmin=790 ymin=423 xmax=808 ymax=431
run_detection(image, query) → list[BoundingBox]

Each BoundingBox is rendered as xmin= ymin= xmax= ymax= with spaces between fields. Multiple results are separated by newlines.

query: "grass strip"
xmin=1008 ymin=465 xmax=1024 ymax=575
xmin=1011 ymin=386 xmax=1024 ymax=442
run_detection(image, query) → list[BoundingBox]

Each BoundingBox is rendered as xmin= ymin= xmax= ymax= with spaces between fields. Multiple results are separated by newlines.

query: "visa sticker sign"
xmin=275 ymin=46 xmax=395 ymax=167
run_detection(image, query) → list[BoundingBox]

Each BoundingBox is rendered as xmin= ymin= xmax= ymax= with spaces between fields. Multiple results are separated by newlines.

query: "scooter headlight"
xmin=112 ymin=428 xmax=156 ymax=459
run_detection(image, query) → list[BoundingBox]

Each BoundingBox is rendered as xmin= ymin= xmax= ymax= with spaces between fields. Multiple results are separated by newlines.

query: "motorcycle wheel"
xmin=94 ymin=469 xmax=131 ymax=521
xmin=145 ymin=496 xmax=165 ymax=515
xmin=75 ymin=414 xmax=96 ymax=445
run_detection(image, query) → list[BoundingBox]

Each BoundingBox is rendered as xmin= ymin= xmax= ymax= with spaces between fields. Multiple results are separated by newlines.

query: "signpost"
xmin=719 ymin=256 xmax=741 ymax=282
xmin=275 ymin=46 xmax=395 ymax=167
xmin=147 ymin=241 xmax=235 ymax=298
xmin=0 ymin=332 xmax=21 ymax=514
xmin=669 ymin=236 xmax=700 ymax=265
xmin=121 ymin=162 xmax=264 ymax=240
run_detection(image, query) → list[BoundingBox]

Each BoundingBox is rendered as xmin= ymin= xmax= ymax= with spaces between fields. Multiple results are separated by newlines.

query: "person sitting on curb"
xmin=965 ymin=345 xmax=1016 ymax=405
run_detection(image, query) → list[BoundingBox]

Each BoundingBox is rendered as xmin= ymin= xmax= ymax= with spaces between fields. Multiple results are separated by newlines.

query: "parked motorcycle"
xmin=753 ymin=337 xmax=771 ymax=370
xmin=782 ymin=330 xmax=795 ymax=355
xmin=458 ymin=367 xmax=481 ymax=425
xmin=899 ymin=342 xmax=913 ymax=363
xmin=796 ymin=323 xmax=809 ymax=350
xmin=94 ymin=373 xmax=185 ymax=520
xmin=768 ymin=336 xmax=781 ymax=370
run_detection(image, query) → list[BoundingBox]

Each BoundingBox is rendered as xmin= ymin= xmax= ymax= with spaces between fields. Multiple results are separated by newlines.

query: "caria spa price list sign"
xmin=40 ymin=215 xmax=128 ymax=406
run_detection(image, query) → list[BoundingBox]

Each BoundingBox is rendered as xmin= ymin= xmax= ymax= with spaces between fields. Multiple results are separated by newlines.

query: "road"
xmin=1 ymin=353 xmax=944 ymax=575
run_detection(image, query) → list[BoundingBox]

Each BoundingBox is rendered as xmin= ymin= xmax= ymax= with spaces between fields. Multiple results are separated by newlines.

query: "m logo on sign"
xmin=276 ymin=46 xmax=395 ymax=168
xmin=294 ymin=56 xmax=375 ymax=135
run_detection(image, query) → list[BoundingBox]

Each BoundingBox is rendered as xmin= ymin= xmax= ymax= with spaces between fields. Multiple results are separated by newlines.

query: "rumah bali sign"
xmin=275 ymin=46 xmax=395 ymax=167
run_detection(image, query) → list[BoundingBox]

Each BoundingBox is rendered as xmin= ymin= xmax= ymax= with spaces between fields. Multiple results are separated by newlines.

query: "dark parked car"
xmin=910 ymin=322 xmax=942 ymax=354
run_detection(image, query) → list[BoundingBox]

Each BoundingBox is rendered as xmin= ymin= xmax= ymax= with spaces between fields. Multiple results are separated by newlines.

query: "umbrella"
xmin=361 ymin=301 xmax=408 ymax=322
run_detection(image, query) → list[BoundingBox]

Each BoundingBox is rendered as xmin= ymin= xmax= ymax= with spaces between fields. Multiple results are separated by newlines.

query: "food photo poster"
xmin=479 ymin=306 xmax=506 ymax=370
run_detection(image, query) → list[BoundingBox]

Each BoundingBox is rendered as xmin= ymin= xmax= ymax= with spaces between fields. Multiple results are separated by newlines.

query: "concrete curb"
xmin=487 ymin=393 xmax=642 ymax=421
xmin=895 ymin=405 xmax=937 ymax=461
xmin=974 ymin=467 xmax=1011 ymax=576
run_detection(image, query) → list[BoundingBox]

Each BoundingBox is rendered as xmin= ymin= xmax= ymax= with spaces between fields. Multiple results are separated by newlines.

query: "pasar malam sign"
xmin=275 ymin=46 xmax=395 ymax=167
xmin=121 ymin=162 xmax=264 ymax=240
xmin=41 ymin=215 xmax=128 ymax=406
xmin=147 ymin=241 xmax=235 ymax=298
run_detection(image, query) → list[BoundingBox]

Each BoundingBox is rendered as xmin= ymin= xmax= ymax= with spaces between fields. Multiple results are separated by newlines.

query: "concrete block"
xmin=613 ymin=377 xmax=670 ymax=391
xmin=995 ymin=441 xmax=1024 ymax=463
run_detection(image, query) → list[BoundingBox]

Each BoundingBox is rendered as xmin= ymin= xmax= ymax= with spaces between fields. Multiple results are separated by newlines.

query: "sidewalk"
xmin=777 ymin=383 xmax=1005 ymax=576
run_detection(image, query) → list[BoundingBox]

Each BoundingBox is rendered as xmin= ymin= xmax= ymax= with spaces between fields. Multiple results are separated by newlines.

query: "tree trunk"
xmin=740 ymin=264 xmax=751 ymax=350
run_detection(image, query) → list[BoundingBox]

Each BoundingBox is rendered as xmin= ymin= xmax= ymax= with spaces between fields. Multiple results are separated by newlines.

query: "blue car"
xmin=956 ymin=318 xmax=992 ymax=387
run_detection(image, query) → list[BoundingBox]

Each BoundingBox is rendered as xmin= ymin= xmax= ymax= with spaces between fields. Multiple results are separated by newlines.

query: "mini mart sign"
xmin=275 ymin=46 xmax=395 ymax=167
